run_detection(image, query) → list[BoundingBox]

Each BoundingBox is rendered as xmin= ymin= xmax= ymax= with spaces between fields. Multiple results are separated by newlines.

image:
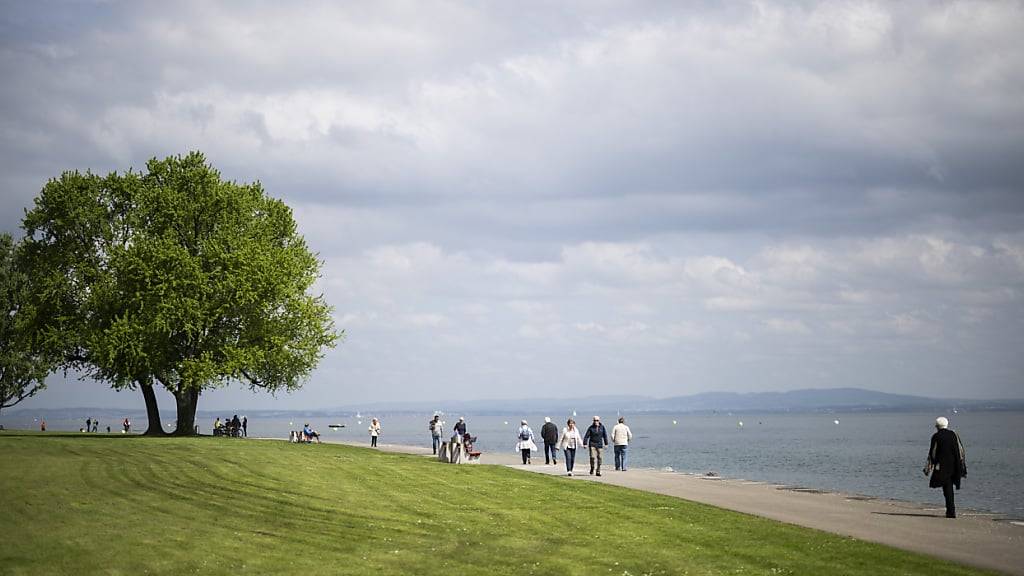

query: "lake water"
xmin=6 ymin=409 xmax=1022 ymax=516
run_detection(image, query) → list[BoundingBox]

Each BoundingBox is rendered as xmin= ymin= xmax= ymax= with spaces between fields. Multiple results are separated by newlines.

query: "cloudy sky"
xmin=2 ymin=1 xmax=1023 ymax=410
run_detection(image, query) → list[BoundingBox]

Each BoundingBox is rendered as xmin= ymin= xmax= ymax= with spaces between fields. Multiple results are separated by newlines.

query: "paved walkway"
xmin=355 ymin=441 xmax=1024 ymax=575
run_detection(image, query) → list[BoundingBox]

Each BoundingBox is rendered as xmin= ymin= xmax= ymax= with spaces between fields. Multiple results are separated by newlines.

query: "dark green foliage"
xmin=19 ymin=152 xmax=338 ymax=433
xmin=0 ymin=234 xmax=52 ymax=414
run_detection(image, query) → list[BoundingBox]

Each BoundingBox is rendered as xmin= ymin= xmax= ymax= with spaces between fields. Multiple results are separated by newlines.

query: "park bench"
xmin=438 ymin=435 xmax=481 ymax=464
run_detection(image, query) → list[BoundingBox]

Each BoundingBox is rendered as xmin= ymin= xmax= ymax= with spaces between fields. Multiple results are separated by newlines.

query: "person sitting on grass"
xmin=303 ymin=423 xmax=321 ymax=443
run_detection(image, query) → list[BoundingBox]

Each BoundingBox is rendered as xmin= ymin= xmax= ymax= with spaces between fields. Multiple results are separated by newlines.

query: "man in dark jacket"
xmin=583 ymin=416 xmax=608 ymax=476
xmin=540 ymin=417 xmax=559 ymax=465
xmin=925 ymin=416 xmax=966 ymax=518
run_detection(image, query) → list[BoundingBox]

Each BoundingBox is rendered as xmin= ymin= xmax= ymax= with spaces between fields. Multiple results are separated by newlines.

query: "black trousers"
xmin=941 ymin=479 xmax=956 ymax=518
xmin=521 ymin=448 xmax=531 ymax=464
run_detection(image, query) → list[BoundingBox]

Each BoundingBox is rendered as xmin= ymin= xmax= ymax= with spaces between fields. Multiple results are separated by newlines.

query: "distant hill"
xmin=339 ymin=387 xmax=1022 ymax=414
xmin=8 ymin=388 xmax=1022 ymax=418
xmin=652 ymin=388 xmax=1008 ymax=413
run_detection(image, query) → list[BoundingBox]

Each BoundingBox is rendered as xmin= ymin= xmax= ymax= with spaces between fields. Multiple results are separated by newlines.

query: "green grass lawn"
xmin=0 ymin=432 xmax=994 ymax=576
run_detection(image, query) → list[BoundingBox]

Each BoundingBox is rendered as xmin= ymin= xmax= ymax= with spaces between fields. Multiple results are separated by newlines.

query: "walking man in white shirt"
xmin=611 ymin=416 xmax=633 ymax=471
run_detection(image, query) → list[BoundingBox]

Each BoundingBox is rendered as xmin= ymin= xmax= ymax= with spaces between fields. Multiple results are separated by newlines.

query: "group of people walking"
xmin=515 ymin=416 xmax=632 ymax=476
xmin=80 ymin=417 xmax=131 ymax=434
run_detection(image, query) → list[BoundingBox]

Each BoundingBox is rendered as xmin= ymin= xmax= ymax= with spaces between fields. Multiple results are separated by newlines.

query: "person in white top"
xmin=611 ymin=416 xmax=633 ymax=471
xmin=558 ymin=418 xmax=585 ymax=476
xmin=369 ymin=418 xmax=381 ymax=448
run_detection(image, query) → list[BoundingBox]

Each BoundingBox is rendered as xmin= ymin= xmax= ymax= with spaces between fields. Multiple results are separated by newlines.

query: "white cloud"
xmin=3 ymin=2 xmax=1023 ymax=407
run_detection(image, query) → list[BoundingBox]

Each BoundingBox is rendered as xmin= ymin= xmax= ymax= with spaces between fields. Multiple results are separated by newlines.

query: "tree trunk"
xmin=172 ymin=387 xmax=200 ymax=436
xmin=140 ymin=381 xmax=168 ymax=436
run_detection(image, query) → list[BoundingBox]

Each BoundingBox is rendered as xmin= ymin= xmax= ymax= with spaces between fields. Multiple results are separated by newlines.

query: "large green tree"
xmin=0 ymin=233 xmax=53 ymax=416
xmin=20 ymin=152 xmax=338 ymax=434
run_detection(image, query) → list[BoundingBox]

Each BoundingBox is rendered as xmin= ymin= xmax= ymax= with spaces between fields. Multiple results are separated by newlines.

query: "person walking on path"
xmin=925 ymin=416 xmax=967 ymax=518
xmin=611 ymin=416 xmax=633 ymax=471
xmin=453 ymin=417 xmax=467 ymax=443
xmin=92 ymin=419 xmax=99 ymax=433
xmin=86 ymin=417 xmax=92 ymax=433
xmin=242 ymin=416 xmax=247 ymax=438
xmin=559 ymin=418 xmax=585 ymax=476
xmin=429 ymin=415 xmax=443 ymax=454
xmin=516 ymin=420 xmax=538 ymax=465
xmin=541 ymin=417 xmax=559 ymax=465
xmin=583 ymin=416 xmax=608 ymax=476
xmin=122 ymin=417 xmax=130 ymax=433
xmin=369 ymin=418 xmax=381 ymax=447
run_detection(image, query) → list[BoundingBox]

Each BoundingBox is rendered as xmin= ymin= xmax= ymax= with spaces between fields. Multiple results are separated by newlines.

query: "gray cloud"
xmin=2 ymin=1 xmax=1023 ymax=409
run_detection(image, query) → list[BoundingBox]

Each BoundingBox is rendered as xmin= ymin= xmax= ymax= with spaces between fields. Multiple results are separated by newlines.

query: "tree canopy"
xmin=20 ymin=152 xmax=338 ymax=434
xmin=0 ymin=233 xmax=53 ymax=415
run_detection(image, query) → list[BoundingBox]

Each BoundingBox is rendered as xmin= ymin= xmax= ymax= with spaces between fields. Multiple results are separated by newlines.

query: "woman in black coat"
xmin=925 ymin=416 xmax=967 ymax=518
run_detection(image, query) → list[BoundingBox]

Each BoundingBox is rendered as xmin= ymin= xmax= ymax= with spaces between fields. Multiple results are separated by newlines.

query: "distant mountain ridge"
xmin=9 ymin=388 xmax=1023 ymax=417
xmin=337 ymin=387 xmax=1021 ymax=415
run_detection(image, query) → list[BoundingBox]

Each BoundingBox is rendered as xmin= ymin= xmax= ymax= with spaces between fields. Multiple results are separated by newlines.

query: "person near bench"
xmin=303 ymin=423 xmax=321 ymax=443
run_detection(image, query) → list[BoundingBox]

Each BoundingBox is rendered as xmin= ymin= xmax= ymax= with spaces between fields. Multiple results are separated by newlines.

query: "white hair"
xmin=935 ymin=416 xmax=949 ymax=429
xmin=544 ymin=417 xmax=551 ymax=423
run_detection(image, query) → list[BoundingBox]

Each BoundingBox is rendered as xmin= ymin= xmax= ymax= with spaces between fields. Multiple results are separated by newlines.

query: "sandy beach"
xmin=334 ymin=439 xmax=1024 ymax=575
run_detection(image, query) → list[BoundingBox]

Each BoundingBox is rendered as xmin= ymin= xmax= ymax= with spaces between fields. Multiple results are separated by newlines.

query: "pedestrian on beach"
xmin=369 ymin=418 xmax=381 ymax=447
xmin=122 ymin=417 xmax=130 ymax=433
xmin=924 ymin=416 xmax=967 ymax=518
xmin=92 ymin=419 xmax=99 ymax=433
xmin=516 ymin=420 xmax=538 ymax=465
xmin=242 ymin=416 xmax=247 ymax=438
xmin=583 ymin=416 xmax=608 ymax=476
xmin=453 ymin=417 xmax=467 ymax=443
xmin=541 ymin=417 xmax=559 ymax=465
xmin=86 ymin=417 xmax=91 ymax=433
xmin=559 ymin=418 xmax=584 ymax=476
xmin=429 ymin=415 xmax=442 ymax=454
xmin=40 ymin=419 xmax=46 ymax=432
xmin=611 ymin=416 xmax=633 ymax=471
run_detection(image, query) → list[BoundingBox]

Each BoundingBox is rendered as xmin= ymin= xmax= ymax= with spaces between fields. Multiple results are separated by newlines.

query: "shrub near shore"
xmin=0 ymin=432 xmax=993 ymax=575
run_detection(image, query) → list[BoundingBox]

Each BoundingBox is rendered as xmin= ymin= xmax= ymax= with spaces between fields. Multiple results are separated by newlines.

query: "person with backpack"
xmin=925 ymin=416 xmax=967 ymax=518
xmin=515 ymin=420 xmax=538 ymax=465
xmin=583 ymin=416 xmax=608 ymax=476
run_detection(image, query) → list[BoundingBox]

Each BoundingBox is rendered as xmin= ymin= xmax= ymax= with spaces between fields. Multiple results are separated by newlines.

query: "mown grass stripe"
xmin=0 ymin=433 xmax=998 ymax=576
